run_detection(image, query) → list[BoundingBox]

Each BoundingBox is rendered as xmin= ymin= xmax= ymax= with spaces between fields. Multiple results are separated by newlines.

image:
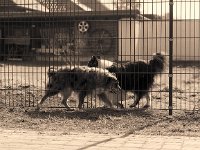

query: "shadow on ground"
xmin=24 ymin=107 xmax=153 ymax=121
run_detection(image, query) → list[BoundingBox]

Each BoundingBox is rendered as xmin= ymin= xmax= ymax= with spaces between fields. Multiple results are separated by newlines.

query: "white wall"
xmin=119 ymin=19 xmax=200 ymax=61
xmin=173 ymin=20 xmax=200 ymax=61
xmin=118 ymin=18 xmax=140 ymax=61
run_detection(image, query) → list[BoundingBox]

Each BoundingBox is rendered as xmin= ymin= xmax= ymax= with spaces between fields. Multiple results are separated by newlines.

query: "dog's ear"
xmin=96 ymin=55 xmax=101 ymax=59
xmin=91 ymin=55 xmax=100 ymax=60
xmin=91 ymin=56 xmax=96 ymax=59
xmin=48 ymin=71 xmax=55 ymax=77
xmin=48 ymin=67 xmax=55 ymax=77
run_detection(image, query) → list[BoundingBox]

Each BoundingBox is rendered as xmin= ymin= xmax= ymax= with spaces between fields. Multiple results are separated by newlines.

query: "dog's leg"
xmin=129 ymin=94 xmax=140 ymax=108
xmin=78 ymin=91 xmax=87 ymax=109
xmin=112 ymin=95 xmax=124 ymax=109
xmin=37 ymin=89 xmax=59 ymax=110
xmin=98 ymin=93 xmax=113 ymax=108
xmin=143 ymin=94 xmax=151 ymax=108
xmin=107 ymin=91 xmax=124 ymax=109
xmin=116 ymin=90 xmax=127 ymax=109
xmin=36 ymin=94 xmax=49 ymax=110
xmin=117 ymin=102 xmax=124 ymax=109
xmin=60 ymin=88 xmax=74 ymax=111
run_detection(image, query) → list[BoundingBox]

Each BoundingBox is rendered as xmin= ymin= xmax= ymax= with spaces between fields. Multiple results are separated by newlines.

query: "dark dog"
xmin=88 ymin=52 xmax=166 ymax=108
xmin=37 ymin=66 xmax=121 ymax=110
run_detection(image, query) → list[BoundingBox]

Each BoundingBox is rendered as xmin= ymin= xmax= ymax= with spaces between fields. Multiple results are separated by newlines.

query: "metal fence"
xmin=0 ymin=0 xmax=199 ymax=114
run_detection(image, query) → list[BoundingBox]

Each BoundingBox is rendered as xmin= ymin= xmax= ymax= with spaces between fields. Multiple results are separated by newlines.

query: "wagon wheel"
xmin=78 ymin=21 xmax=89 ymax=33
xmin=89 ymin=29 xmax=113 ymax=55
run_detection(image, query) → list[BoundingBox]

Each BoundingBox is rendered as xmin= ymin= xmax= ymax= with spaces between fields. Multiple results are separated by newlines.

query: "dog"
xmin=37 ymin=66 xmax=121 ymax=110
xmin=88 ymin=52 xmax=166 ymax=108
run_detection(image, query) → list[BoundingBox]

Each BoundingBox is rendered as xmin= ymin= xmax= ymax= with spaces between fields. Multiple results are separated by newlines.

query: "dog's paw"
xmin=35 ymin=106 xmax=41 ymax=111
xmin=102 ymin=105 xmax=109 ymax=108
xmin=66 ymin=108 xmax=75 ymax=111
xmin=129 ymin=104 xmax=137 ymax=108
xmin=77 ymin=108 xmax=85 ymax=112
xmin=143 ymin=104 xmax=150 ymax=109
xmin=117 ymin=103 xmax=124 ymax=109
xmin=101 ymin=106 xmax=111 ymax=110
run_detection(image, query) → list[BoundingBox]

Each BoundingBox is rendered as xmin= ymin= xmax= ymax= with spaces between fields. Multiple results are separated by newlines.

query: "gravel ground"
xmin=0 ymin=61 xmax=200 ymax=136
xmin=0 ymin=107 xmax=199 ymax=137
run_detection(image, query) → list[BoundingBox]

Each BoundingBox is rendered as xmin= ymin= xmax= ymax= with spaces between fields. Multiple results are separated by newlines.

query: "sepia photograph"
xmin=0 ymin=0 xmax=200 ymax=149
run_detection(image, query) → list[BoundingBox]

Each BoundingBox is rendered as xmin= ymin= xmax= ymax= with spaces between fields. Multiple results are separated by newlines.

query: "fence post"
xmin=169 ymin=0 xmax=174 ymax=115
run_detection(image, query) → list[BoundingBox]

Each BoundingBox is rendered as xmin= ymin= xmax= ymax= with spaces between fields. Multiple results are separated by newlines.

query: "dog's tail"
xmin=149 ymin=52 xmax=166 ymax=73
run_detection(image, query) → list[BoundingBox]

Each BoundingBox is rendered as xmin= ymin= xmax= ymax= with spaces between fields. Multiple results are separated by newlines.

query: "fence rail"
xmin=0 ymin=0 xmax=200 ymax=115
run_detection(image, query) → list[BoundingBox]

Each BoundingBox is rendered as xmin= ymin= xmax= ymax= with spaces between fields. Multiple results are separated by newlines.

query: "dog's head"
xmin=45 ymin=69 xmax=65 ymax=97
xmin=105 ymin=75 xmax=121 ymax=94
xmin=88 ymin=56 xmax=114 ymax=69
xmin=153 ymin=52 xmax=165 ymax=63
xmin=87 ymin=56 xmax=100 ymax=67
xmin=150 ymin=52 xmax=166 ymax=73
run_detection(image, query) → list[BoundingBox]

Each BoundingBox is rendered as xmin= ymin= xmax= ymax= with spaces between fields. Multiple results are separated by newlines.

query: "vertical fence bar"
xmin=169 ymin=0 xmax=174 ymax=115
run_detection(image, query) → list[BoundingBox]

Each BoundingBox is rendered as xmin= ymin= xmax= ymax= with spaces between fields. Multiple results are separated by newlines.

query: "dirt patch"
xmin=0 ymin=107 xmax=199 ymax=136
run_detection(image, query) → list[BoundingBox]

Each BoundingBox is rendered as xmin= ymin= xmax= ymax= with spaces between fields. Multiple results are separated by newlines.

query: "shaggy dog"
xmin=88 ymin=52 xmax=166 ymax=108
xmin=37 ymin=66 xmax=121 ymax=110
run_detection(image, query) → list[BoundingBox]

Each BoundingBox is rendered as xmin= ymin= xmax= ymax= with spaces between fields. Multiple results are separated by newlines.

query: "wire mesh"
xmin=0 ymin=0 xmax=199 ymax=113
